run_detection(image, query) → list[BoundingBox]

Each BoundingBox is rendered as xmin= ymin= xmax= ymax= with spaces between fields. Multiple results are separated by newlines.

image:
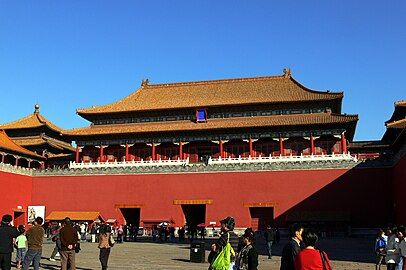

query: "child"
xmin=15 ymin=225 xmax=27 ymax=269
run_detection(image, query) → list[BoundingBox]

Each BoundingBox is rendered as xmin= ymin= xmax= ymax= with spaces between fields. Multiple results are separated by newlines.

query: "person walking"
xmin=264 ymin=225 xmax=275 ymax=259
xmin=60 ymin=217 xmax=79 ymax=270
xmin=48 ymin=224 xmax=61 ymax=262
xmin=208 ymin=216 xmax=239 ymax=270
xmin=295 ymin=229 xmax=332 ymax=270
xmin=280 ymin=223 xmax=304 ymax=270
xmin=0 ymin=214 xmax=20 ymax=270
xmin=236 ymin=228 xmax=258 ymax=270
xmin=15 ymin=226 xmax=27 ymax=269
xmin=23 ymin=217 xmax=45 ymax=270
xmin=98 ymin=224 xmax=114 ymax=270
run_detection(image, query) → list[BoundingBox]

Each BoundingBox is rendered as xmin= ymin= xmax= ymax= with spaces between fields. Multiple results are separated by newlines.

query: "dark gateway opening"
xmin=120 ymin=208 xmax=140 ymax=227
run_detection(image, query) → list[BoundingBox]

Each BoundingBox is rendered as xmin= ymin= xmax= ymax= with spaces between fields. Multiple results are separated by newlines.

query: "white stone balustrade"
xmin=69 ymin=157 xmax=190 ymax=169
xmin=68 ymin=153 xmax=358 ymax=169
xmin=208 ymin=152 xmax=357 ymax=165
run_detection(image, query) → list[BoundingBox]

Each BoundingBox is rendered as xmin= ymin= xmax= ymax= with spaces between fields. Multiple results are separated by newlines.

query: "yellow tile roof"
xmin=46 ymin=211 xmax=104 ymax=221
xmin=77 ymin=72 xmax=343 ymax=115
xmin=11 ymin=135 xmax=75 ymax=152
xmin=395 ymin=100 xmax=406 ymax=107
xmin=0 ymin=105 xmax=63 ymax=133
xmin=386 ymin=118 xmax=406 ymax=129
xmin=0 ymin=130 xmax=44 ymax=159
xmin=64 ymin=112 xmax=358 ymax=136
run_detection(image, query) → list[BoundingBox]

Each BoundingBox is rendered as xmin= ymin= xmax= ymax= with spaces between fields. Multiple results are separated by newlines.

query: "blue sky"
xmin=0 ymin=1 xmax=404 ymax=140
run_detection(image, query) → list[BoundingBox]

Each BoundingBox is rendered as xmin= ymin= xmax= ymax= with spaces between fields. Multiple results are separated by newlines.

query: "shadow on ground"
xmin=134 ymin=235 xmax=375 ymax=264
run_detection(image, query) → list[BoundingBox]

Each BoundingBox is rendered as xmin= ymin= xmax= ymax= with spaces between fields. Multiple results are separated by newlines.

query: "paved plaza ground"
xmin=18 ymin=237 xmax=375 ymax=269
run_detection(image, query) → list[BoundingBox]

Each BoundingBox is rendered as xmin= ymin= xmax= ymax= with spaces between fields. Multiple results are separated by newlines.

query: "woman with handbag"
xmin=98 ymin=224 xmax=114 ymax=270
xmin=295 ymin=229 xmax=332 ymax=270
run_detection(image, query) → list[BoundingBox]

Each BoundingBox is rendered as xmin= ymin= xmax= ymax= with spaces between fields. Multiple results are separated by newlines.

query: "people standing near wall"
xmin=80 ymin=223 xmax=86 ymax=241
xmin=386 ymin=226 xmax=401 ymax=270
xmin=398 ymin=226 xmax=406 ymax=270
xmin=98 ymin=224 xmax=114 ymax=270
xmin=178 ymin=226 xmax=185 ymax=242
xmin=280 ymin=223 xmax=304 ymax=270
xmin=294 ymin=229 xmax=332 ymax=270
xmin=15 ymin=225 xmax=27 ymax=269
xmin=23 ymin=217 xmax=45 ymax=270
xmin=117 ymin=225 xmax=123 ymax=243
xmin=122 ymin=224 xmax=127 ymax=242
xmin=0 ymin=214 xmax=20 ymax=270
xmin=60 ymin=217 xmax=79 ymax=270
xmin=169 ymin=226 xmax=175 ymax=243
xmin=375 ymin=228 xmax=388 ymax=270
xmin=274 ymin=227 xmax=281 ymax=245
xmin=236 ymin=228 xmax=258 ymax=270
xmin=264 ymin=225 xmax=275 ymax=259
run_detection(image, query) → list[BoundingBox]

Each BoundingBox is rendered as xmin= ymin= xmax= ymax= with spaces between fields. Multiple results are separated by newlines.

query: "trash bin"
xmin=190 ymin=242 xmax=205 ymax=263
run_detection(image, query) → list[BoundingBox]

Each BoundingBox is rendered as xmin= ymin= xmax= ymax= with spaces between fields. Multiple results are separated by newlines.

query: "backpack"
xmin=210 ymin=233 xmax=234 ymax=270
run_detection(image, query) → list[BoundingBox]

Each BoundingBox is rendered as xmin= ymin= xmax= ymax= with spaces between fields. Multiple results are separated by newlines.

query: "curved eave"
xmin=0 ymin=131 xmax=45 ymax=160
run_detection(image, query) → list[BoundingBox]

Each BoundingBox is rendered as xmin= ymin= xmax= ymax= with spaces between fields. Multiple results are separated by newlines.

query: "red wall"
xmin=0 ymin=171 xmax=32 ymax=224
xmin=31 ymin=167 xmax=391 ymax=228
xmin=393 ymin=155 xmax=406 ymax=225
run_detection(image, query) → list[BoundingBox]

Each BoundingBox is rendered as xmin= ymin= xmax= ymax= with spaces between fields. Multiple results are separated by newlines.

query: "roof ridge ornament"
xmin=141 ymin=79 xmax=149 ymax=87
xmin=283 ymin=68 xmax=291 ymax=78
xmin=34 ymin=104 xmax=40 ymax=114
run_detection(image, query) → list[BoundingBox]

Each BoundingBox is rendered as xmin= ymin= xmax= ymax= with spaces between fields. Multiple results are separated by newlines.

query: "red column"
xmin=219 ymin=140 xmax=224 ymax=158
xmin=179 ymin=142 xmax=183 ymax=159
xmin=40 ymin=162 xmax=45 ymax=169
xmin=75 ymin=146 xmax=80 ymax=163
xmin=310 ymin=135 xmax=315 ymax=155
xmin=341 ymin=132 xmax=347 ymax=154
xmin=249 ymin=137 xmax=253 ymax=157
xmin=151 ymin=143 xmax=156 ymax=160
xmin=99 ymin=145 xmax=104 ymax=162
xmin=279 ymin=137 xmax=284 ymax=156
xmin=125 ymin=144 xmax=129 ymax=161
xmin=15 ymin=157 xmax=19 ymax=166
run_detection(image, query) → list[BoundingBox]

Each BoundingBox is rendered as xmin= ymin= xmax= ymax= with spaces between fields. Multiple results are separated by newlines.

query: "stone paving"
xmin=19 ymin=237 xmax=374 ymax=269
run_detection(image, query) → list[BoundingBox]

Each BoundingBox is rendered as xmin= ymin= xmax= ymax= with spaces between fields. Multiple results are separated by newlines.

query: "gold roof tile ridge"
xmin=145 ymin=75 xmax=285 ymax=88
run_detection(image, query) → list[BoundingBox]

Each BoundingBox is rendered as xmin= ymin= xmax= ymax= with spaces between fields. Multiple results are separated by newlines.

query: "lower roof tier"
xmin=65 ymin=112 xmax=358 ymax=139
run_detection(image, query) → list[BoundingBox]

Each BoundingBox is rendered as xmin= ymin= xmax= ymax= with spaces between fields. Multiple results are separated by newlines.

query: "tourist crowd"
xmin=374 ymin=226 xmax=406 ymax=270
xmin=3 ymin=212 xmax=406 ymax=270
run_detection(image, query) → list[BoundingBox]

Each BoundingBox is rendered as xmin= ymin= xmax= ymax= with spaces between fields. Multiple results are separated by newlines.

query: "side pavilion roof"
xmin=11 ymin=134 xmax=75 ymax=152
xmin=0 ymin=105 xmax=64 ymax=133
xmin=0 ymin=130 xmax=44 ymax=159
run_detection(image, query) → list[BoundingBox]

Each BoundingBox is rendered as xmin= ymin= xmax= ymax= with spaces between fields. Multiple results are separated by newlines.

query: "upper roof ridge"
xmin=145 ymin=74 xmax=285 ymax=88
